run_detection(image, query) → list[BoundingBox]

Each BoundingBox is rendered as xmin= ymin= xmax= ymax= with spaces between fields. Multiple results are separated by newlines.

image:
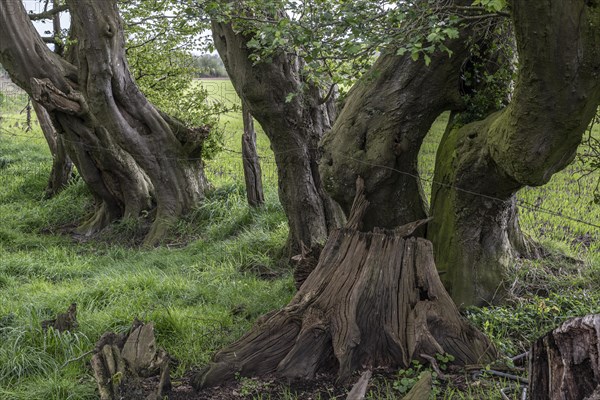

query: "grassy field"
xmin=0 ymin=80 xmax=599 ymax=399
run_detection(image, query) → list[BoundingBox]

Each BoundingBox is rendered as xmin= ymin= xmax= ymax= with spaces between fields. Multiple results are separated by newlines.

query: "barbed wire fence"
xmin=1 ymin=76 xmax=599 ymax=238
xmin=0 ymin=76 xmax=280 ymax=186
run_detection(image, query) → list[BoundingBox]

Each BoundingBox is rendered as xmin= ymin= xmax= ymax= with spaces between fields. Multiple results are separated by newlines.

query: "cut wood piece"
xmin=529 ymin=314 xmax=600 ymax=400
xmin=346 ymin=370 xmax=372 ymax=400
xmin=91 ymin=320 xmax=171 ymax=400
xmin=402 ymin=371 xmax=432 ymax=400
xmin=194 ymin=179 xmax=496 ymax=389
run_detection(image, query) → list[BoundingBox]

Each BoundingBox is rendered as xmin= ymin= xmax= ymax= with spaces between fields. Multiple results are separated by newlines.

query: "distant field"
xmin=194 ymin=79 xmax=279 ymax=185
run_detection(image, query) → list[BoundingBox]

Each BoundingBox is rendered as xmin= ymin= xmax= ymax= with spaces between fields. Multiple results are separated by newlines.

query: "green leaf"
xmin=490 ymin=0 xmax=506 ymax=11
xmin=426 ymin=32 xmax=440 ymax=42
xmin=443 ymin=28 xmax=459 ymax=39
xmin=285 ymin=92 xmax=297 ymax=103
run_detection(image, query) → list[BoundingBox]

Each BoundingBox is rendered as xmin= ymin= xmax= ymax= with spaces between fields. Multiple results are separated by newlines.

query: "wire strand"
xmin=1 ymin=110 xmax=599 ymax=231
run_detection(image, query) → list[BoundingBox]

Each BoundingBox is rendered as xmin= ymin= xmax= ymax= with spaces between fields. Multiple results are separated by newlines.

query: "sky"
xmin=24 ymin=0 xmax=71 ymax=51
xmin=20 ymin=0 xmax=212 ymax=55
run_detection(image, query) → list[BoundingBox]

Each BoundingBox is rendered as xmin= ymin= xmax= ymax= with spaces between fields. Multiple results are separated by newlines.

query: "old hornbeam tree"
xmin=428 ymin=0 xmax=600 ymax=306
xmin=192 ymin=0 xmax=597 ymax=388
xmin=195 ymin=179 xmax=496 ymax=388
xmin=241 ymin=101 xmax=264 ymax=207
xmin=212 ymin=17 xmax=345 ymax=258
xmin=322 ymin=0 xmax=599 ymax=306
xmin=319 ymin=13 xmax=482 ymax=231
xmin=0 ymin=0 xmax=209 ymax=245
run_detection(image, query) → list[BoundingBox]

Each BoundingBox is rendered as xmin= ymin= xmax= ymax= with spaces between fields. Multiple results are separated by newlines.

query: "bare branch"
xmin=28 ymin=4 xmax=69 ymax=21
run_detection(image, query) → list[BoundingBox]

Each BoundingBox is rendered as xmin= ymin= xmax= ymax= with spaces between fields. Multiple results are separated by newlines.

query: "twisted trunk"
xmin=319 ymin=50 xmax=465 ymax=231
xmin=212 ymin=20 xmax=344 ymax=257
xmin=319 ymin=0 xmax=477 ymax=232
xmin=428 ymin=0 xmax=600 ymax=306
xmin=0 ymin=0 xmax=209 ymax=245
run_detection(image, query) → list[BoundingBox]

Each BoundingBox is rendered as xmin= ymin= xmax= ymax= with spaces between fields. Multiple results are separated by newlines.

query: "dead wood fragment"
xmin=41 ymin=303 xmax=77 ymax=332
xmin=346 ymin=370 xmax=372 ymax=400
xmin=91 ymin=320 xmax=171 ymax=400
xmin=401 ymin=371 xmax=432 ymax=400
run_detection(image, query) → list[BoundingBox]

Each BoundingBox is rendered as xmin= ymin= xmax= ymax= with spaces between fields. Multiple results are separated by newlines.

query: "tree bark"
xmin=428 ymin=0 xmax=600 ymax=306
xmin=319 ymin=0 xmax=479 ymax=232
xmin=320 ymin=52 xmax=462 ymax=231
xmin=0 ymin=0 xmax=209 ymax=245
xmin=31 ymin=100 xmax=73 ymax=198
xmin=212 ymin=19 xmax=344 ymax=257
xmin=241 ymin=101 xmax=264 ymax=207
xmin=51 ymin=0 xmax=65 ymax=57
xmin=529 ymin=314 xmax=600 ymax=400
xmin=194 ymin=179 xmax=496 ymax=389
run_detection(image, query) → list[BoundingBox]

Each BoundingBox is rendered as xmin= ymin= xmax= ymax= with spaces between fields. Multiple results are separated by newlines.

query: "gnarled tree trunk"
xmin=319 ymin=0 xmax=485 ymax=232
xmin=0 ymin=0 xmax=209 ymax=245
xmin=32 ymin=0 xmax=73 ymax=198
xmin=194 ymin=179 xmax=496 ymax=389
xmin=320 ymin=51 xmax=462 ymax=231
xmin=428 ymin=0 xmax=600 ymax=306
xmin=212 ymin=19 xmax=344 ymax=257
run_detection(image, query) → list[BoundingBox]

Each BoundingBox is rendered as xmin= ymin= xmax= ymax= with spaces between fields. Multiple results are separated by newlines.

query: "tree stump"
xmin=529 ymin=314 xmax=600 ymax=400
xmin=41 ymin=303 xmax=77 ymax=332
xmin=91 ymin=320 xmax=171 ymax=400
xmin=194 ymin=178 xmax=496 ymax=389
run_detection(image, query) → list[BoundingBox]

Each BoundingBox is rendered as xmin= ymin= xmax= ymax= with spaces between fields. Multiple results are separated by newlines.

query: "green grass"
xmin=1 ymin=85 xmax=599 ymax=399
xmin=0 ymin=94 xmax=293 ymax=398
xmin=196 ymin=78 xmax=280 ymax=185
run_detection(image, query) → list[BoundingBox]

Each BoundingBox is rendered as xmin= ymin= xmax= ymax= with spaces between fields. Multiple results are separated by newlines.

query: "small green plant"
xmin=236 ymin=373 xmax=268 ymax=397
xmin=435 ymin=352 xmax=455 ymax=371
xmin=392 ymin=360 xmax=424 ymax=394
